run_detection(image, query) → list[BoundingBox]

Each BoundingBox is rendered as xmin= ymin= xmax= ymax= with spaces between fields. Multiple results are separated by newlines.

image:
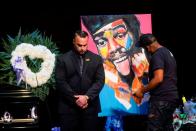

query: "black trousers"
xmin=147 ymin=101 xmax=177 ymax=131
xmin=59 ymin=112 xmax=99 ymax=131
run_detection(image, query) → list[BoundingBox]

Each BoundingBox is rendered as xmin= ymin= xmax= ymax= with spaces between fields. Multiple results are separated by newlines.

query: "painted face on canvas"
xmin=93 ymin=19 xmax=134 ymax=76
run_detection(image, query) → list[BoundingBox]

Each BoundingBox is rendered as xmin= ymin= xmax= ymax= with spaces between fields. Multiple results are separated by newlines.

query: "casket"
xmin=0 ymin=84 xmax=39 ymax=130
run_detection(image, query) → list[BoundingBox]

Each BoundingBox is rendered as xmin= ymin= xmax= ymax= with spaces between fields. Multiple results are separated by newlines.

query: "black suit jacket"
xmin=55 ymin=50 xmax=105 ymax=114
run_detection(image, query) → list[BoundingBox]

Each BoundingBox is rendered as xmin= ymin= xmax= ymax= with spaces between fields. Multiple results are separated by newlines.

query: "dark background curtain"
xmin=0 ymin=0 xmax=194 ymax=130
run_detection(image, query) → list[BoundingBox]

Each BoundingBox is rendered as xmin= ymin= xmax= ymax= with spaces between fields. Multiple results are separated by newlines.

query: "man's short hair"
xmin=139 ymin=33 xmax=157 ymax=47
xmin=75 ymin=30 xmax=88 ymax=38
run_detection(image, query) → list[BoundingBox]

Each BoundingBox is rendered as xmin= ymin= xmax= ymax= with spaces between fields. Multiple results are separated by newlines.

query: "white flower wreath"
xmin=10 ymin=43 xmax=55 ymax=88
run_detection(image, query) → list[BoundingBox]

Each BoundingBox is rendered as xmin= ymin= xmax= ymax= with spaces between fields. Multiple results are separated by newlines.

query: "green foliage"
xmin=0 ymin=29 xmax=60 ymax=101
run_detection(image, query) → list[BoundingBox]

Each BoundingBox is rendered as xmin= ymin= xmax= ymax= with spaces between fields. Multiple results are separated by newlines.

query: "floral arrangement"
xmin=10 ymin=43 xmax=55 ymax=88
xmin=0 ymin=29 xmax=60 ymax=100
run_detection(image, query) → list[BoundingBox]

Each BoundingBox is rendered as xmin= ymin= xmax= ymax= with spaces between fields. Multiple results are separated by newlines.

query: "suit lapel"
xmin=82 ymin=52 xmax=90 ymax=75
xmin=70 ymin=51 xmax=81 ymax=75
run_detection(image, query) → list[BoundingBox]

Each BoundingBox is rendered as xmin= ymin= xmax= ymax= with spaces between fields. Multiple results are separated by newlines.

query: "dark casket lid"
xmin=0 ymin=83 xmax=38 ymax=100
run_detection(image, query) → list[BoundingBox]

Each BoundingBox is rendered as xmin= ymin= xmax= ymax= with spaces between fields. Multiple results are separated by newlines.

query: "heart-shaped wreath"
xmin=10 ymin=43 xmax=55 ymax=88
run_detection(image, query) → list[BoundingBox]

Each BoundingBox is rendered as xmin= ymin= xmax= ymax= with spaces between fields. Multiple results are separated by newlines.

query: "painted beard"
xmin=109 ymin=47 xmax=130 ymax=76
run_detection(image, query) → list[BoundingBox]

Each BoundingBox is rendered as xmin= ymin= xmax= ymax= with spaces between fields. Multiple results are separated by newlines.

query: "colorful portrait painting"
xmin=81 ymin=14 xmax=152 ymax=116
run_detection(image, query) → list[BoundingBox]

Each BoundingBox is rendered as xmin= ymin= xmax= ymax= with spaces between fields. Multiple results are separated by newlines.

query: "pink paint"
xmin=135 ymin=14 xmax=152 ymax=34
xmin=81 ymin=21 xmax=98 ymax=54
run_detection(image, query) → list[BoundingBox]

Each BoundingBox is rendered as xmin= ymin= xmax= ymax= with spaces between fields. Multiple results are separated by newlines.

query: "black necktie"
xmin=79 ymin=56 xmax=83 ymax=75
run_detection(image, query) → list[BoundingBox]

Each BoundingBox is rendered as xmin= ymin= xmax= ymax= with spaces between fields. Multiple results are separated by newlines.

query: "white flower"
xmin=10 ymin=43 xmax=55 ymax=88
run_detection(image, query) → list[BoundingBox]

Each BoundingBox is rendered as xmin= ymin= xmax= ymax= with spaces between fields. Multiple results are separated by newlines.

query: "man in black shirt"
xmin=133 ymin=34 xmax=179 ymax=131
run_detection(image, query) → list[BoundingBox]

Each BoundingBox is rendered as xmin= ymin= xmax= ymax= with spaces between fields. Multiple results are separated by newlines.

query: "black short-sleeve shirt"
xmin=149 ymin=47 xmax=179 ymax=103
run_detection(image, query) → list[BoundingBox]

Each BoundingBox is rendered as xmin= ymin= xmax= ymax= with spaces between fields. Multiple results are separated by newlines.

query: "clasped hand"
xmin=74 ymin=95 xmax=88 ymax=109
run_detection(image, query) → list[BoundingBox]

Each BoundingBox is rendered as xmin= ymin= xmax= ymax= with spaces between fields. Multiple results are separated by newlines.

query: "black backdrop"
xmin=0 ymin=0 xmax=195 ymax=130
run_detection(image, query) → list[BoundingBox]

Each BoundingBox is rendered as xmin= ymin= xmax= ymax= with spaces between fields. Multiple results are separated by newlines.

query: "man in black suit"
xmin=55 ymin=30 xmax=105 ymax=131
